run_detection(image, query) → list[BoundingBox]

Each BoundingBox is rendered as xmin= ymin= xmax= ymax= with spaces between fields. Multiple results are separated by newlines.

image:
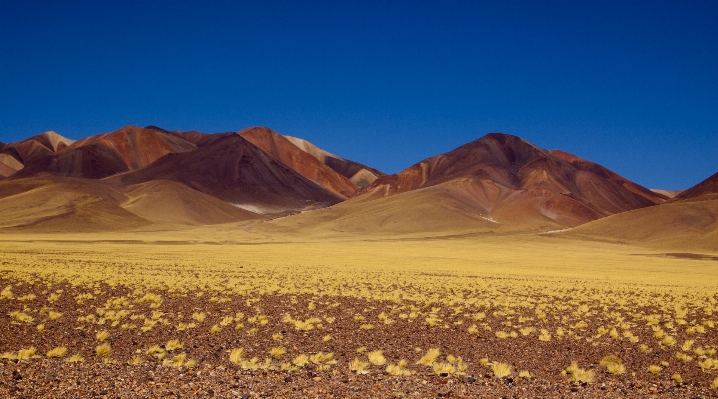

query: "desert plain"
xmin=0 ymin=128 xmax=716 ymax=398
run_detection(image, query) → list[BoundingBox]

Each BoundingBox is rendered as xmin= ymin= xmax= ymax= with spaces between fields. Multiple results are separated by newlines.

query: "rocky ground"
xmin=1 ymin=281 xmax=717 ymax=398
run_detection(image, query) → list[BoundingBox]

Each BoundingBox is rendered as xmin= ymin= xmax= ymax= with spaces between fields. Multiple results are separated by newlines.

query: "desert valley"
xmin=0 ymin=125 xmax=716 ymax=398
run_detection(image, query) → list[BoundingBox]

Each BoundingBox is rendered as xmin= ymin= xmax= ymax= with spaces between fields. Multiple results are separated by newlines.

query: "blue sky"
xmin=1 ymin=0 xmax=716 ymax=189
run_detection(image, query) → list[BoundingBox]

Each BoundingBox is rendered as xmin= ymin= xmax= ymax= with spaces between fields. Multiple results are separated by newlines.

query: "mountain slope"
xmin=14 ymin=126 xmax=197 ymax=179
xmin=283 ymin=136 xmax=385 ymax=187
xmin=121 ymin=180 xmax=264 ymax=225
xmin=106 ymin=133 xmax=343 ymax=215
xmin=238 ymin=127 xmax=357 ymax=199
xmin=565 ymin=169 xmax=718 ymax=252
xmin=674 ymin=171 xmax=718 ymax=201
xmin=0 ymin=177 xmax=149 ymax=232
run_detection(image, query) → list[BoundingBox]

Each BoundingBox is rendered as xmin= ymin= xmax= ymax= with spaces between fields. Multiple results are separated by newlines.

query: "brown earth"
xmin=1 ymin=282 xmax=716 ymax=399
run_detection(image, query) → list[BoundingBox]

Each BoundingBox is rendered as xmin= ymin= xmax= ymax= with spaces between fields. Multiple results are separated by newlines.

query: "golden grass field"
xmin=1 ymin=225 xmax=717 ymax=397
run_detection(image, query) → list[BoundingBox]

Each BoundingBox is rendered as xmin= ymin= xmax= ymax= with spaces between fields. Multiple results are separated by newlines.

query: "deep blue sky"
xmin=1 ymin=1 xmax=716 ymax=189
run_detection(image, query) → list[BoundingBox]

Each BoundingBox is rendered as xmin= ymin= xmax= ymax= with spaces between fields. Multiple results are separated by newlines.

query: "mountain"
xmin=350 ymin=133 xmax=664 ymax=227
xmin=14 ymin=126 xmax=197 ymax=179
xmin=266 ymin=134 xmax=667 ymax=237
xmin=106 ymin=133 xmax=343 ymax=216
xmin=0 ymin=131 xmax=75 ymax=177
xmin=237 ymin=127 xmax=358 ymax=199
xmin=674 ymin=171 xmax=718 ymax=201
xmin=283 ymin=136 xmax=385 ymax=187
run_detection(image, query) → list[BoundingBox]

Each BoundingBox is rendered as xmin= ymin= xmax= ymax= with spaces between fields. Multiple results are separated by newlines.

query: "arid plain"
xmin=0 ymin=127 xmax=717 ymax=398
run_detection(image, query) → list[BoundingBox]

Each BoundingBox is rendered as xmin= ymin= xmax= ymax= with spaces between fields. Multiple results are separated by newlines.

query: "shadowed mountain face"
xmin=14 ymin=126 xmax=197 ymax=179
xmin=357 ymin=133 xmax=665 ymax=228
xmin=238 ymin=127 xmax=358 ymax=199
xmin=106 ymin=133 xmax=343 ymax=215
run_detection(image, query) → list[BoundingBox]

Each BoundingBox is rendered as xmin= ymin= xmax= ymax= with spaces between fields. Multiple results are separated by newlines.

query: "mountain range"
xmin=0 ymin=126 xmax=715 ymax=250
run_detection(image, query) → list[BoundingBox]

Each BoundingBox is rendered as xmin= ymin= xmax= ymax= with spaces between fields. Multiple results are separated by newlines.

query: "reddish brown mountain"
xmin=356 ymin=133 xmax=666 ymax=228
xmin=238 ymin=127 xmax=358 ymax=199
xmin=283 ymin=136 xmax=384 ymax=187
xmin=0 ymin=131 xmax=75 ymax=177
xmin=14 ymin=126 xmax=197 ymax=179
xmin=674 ymin=171 xmax=718 ymax=201
xmin=106 ymin=133 xmax=343 ymax=215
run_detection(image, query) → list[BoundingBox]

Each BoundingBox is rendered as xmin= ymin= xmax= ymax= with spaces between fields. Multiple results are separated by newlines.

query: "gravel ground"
xmin=1 ymin=281 xmax=717 ymax=398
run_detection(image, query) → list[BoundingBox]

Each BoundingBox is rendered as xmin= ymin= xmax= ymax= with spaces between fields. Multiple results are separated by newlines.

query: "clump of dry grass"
xmin=229 ymin=348 xmax=244 ymax=365
xmin=367 ymin=350 xmax=386 ymax=366
xmin=600 ymin=355 xmax=625 ymax=375
xmin=564 ymin=362 xmax=594 ymax=383
xmin=270 ymin=347 xmax=286 ymax=358
xmin=491 ymin=362 xmax=512 ymax=378
xmin=165 ymin=339 xmax=182 ymax=351
xmin=95 ymin=330 xmax=109 ymax=341
xmin=349 ymin=358 xmax=370 ymax=374
xmin=95 ymin=343 xmax=111 ymax=358
xmin=386 ymin=359 xmax=413 ymax=376
xmin=46 ymin=347 xmax=67 ymax=358
xmin=65 ymin=353 xmax=84 ymax=363
xmin=416 ymin=348 xmax=440 ymax=366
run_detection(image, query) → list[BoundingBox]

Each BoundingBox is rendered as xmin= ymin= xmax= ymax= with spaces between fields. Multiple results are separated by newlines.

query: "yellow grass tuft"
xmin=386 ymin=359 xmax=412 ymax=376
xmin=17 ymin=347 xmax=36 ymax=360
xmin=95 ymin=343 xmax=111 ymax=357
xmin=270 ymin=347 xmax=286 ymax=358
xmin=672 ymin=373 xmax=682 ymax=383
xmin=65 ymin=353 xmax=84 ymax=363
xmin=165 ymin=339 xmax=182 ymax=351
xmin=46 ymin=347 xmax=67 ymax=358
xmin=95 ymin=330 xmax=110 ymax=341
xmin=367 ymin=350 xmax=386 ymax=366
xmin=648 ymin=365 xmax=662 ymax=374
xmin=564 ymin=362 xmax=594 ymax=383
xmin=229 ymin=348 xmax=244 ymax=365
xmin=128 ymin=355 xmax=144 ymax=365
xmin=519 ymin=370 xmax=532 ymax=378
xmin=349 ymin=358 xmax=370 ymax=374
xmin=416 ymin=348 xmax=440 ymax=366
xmin=600 ymin=355 xmax=625 ymax=374
xmin=292 ymin=354 xmax=309 ymax=367
xmin=491 ymin=362 xmax=512 ymax=378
